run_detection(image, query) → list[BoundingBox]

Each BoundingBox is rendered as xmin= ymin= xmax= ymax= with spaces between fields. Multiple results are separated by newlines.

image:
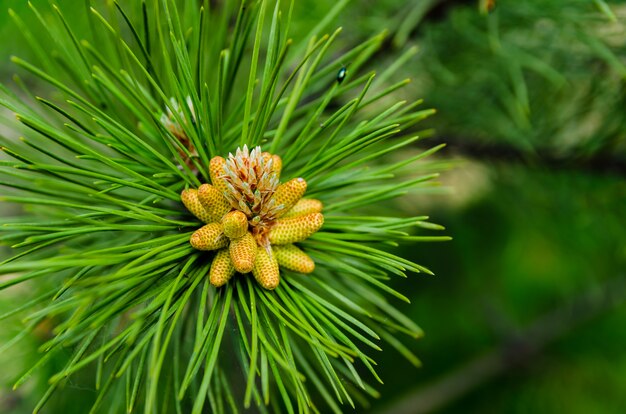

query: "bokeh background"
xmin=1 ymin=0 xmax=625 ymax=413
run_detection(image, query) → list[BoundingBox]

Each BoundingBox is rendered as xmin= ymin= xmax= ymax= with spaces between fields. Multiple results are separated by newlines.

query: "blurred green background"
xmin=1 ymin=0 xmax=625 ymax=413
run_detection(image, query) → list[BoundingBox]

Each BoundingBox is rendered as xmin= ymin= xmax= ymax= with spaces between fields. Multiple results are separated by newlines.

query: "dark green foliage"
xmin=413 ymin=0 xmax=626 ymax=162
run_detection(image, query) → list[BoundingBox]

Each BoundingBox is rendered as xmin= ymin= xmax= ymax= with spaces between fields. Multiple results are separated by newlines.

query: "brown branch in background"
xmin=427 ymin=135 xmax=626 ymax=176
xmin=377 ymin=276 xmax=626 ymax=414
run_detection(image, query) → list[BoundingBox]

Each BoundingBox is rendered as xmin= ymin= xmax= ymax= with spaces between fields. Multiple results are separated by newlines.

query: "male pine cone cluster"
xmin=181 ymin=146 xmax=323 ymax=290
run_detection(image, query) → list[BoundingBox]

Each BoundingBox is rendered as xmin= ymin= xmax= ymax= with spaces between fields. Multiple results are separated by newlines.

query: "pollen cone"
xmin=274 ymin=244 xmax=315 ymax=273
xmin=273 ymin=177 xmax=307 ymax=218
xmin=190 ymin=223 xmax=228 ymax=251
xmin=269 ymin=213 xmax=324 ymax=245
xmin=209 ymin=156 xmax=229 ymax=194
xmin=252 ymin=245 xmax=280 ymax=290
xmin=181 ymin=189 xmax=213 ymax=223
xmin=222 ymin=210 xmax=248 ymax=239
xmin=283 ymin=198 xmax=322 ymax=218
xmin=229 ymin=232 xmax=257 ymax=273
xmin=198 ymin=184 xmax=231 ymax=222
xmin=262 ymin=152 xmax=283 ymax=179
xmin=209 ymin=249 xmax=235 ymax=287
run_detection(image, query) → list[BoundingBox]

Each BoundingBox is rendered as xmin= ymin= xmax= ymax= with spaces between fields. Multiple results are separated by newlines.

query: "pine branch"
xmin=378 ymin=275 xmax=626 ymax=414
xmin=0 ymin=1 xmax=448 ymax=412
xmin=432 ymin=135 xmax=626 ymax=176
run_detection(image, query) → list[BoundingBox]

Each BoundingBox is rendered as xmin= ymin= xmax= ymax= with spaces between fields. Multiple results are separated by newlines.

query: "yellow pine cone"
xmin=190 ymin=223 xmax=228 ymax=251
xmin=269 ymin=213 xmax=324 ymax=245
xmin=181 ymin=189 xmax=214 ymax=223
xmin=209 ymin=156 xmax=229 ymax=194
xmin=252 ymin=245 xmax=280 ymax=290
xmin=198 ymin=184 xmax=231 ymax=222
xmin=271 ymin=155 xmax=282 ymax=178
xmin=222 ymin=210 xmax=248 ymax=239
xmin=229 ymin=232 xmax=257 ymax=273
xmin=273 ymin=177 xmax=307 ymax=218
xmin=283 ymin=198 xmax=323 ymax=218
xmin=273 ymin=244 xmax=315 ymax=273
xmin=185 ymin=147 xmax=323 ymax=290
xmin=209 ymin=249 xmax=235 ymax=287
xmin=262 ymin=152 xmax=283 ymax=179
